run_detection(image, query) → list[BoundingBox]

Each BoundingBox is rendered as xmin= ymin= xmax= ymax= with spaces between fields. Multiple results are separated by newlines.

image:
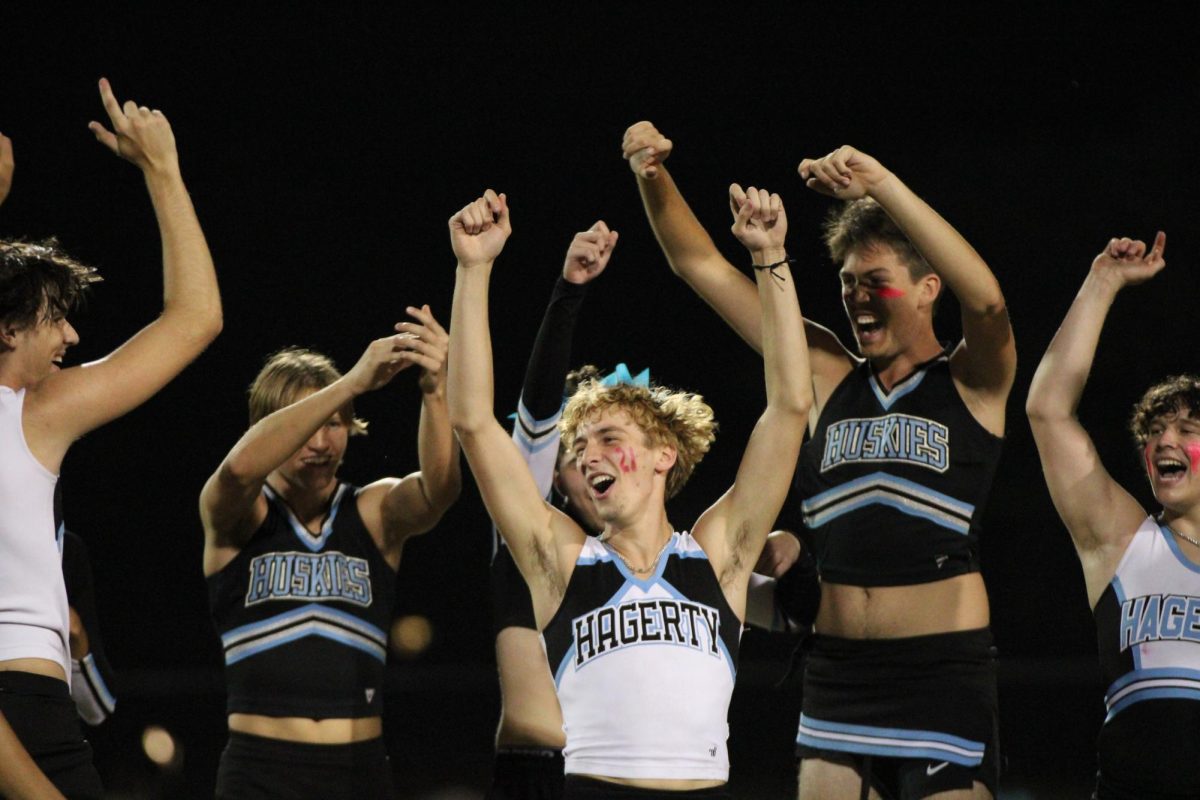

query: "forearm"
xmin=144 ymin=167 xmax=223 ymax=342
xmin=1027 ymin=272 xmax=1119 ymax=421
xmin=870 ymin=175 xmax=1004 ymax=315
xmin=0 ymin=712 xmax=66 ymax=800
xmin=415 ymin=388 xmax=461 ymax=512
xmin=752 ymin=247 xmax=812 ymax=416
xmin=222 ymin=379 xmax=359 ymax=484
xmin=448 ymin=264 xmax=498 ymax=434
xmin=520 ymin=277 xmax=588 ymax=421
xmin=638 ymin=167 xmax=723 ymax=275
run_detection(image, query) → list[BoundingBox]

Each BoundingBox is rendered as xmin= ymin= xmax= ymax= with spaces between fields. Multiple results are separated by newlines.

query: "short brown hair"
xmin=248 ymin=347 xmax=367 ymax=434
xmin=1130 ymin=374 xmax=1200 ymax=446
xmin=823 ymin=198 xmax=933 ymax=281
xmin=0 ymin=238 xmax=101 ymax=332
xmin=559 ymin=380 xmax=716 ymax=499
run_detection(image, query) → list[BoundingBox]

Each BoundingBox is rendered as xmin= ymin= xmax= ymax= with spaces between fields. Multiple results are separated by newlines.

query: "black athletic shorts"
xmin=795 ymin=628 xmax=999 ymax=799
xmin=0 ymin=670 xmax=103 ymax=800
xmin=563 ymin=776 xmax=730 ymax=799
xmin=215 ymin=731 xmax=394 ymax=799
xmin=488 ymin=746 xmax=564 ymax=800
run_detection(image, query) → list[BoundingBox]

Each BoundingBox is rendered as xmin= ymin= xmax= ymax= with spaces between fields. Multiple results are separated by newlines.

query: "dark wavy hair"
xmin=1130 ymin=375 xmax=1200 ymax=447
xmin=0 ymin=238 xmax=101 ymax=331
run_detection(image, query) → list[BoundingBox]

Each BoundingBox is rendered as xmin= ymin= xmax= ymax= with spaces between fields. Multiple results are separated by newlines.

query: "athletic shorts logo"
xmin=926 ymin=761 xmax=950 ymax=776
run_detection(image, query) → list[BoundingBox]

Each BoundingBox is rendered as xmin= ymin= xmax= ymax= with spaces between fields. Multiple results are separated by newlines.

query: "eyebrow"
xmin=573 ymin=425 xmax=624 ymax=446
xmin=840 ymin=268 xmax=891 ymax=282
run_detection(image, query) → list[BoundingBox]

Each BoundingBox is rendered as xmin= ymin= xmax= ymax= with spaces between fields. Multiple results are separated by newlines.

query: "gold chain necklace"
xmin=604 ymin=535 xmax=672 ymax=574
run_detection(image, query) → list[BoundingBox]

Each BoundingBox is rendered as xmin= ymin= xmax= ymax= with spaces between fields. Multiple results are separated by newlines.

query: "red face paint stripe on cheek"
xmin=873 ymin=287 xmax=905 ymax=299
xmin=1187 ymin=443 xmax=1200 ymax=474
xmin=616 ymin=448 xmax=637 ymax=474
xmin=1145 ymin=443 xmax=1155 ymax=479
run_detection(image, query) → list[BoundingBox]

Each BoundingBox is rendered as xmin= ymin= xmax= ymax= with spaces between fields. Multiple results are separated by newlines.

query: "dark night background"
xmin=3 ymin=5 xmax=1198 ymax=798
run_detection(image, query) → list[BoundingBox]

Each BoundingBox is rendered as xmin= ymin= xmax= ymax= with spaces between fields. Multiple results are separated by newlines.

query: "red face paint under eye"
xmin=1145 ymin=443 xmax=1155 ymax=479
xmin=617 ymin=447 xmax=638 ymax=474
xmin=1187 ymin=443 xmax=1200 ymax=474
xmin=872 ymin=287 xmax=906 ymax=299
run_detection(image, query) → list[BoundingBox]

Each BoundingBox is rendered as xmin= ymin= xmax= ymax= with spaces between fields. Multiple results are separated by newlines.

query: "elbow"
xmin=1025 ymin=392 xmax=1069 ymax=425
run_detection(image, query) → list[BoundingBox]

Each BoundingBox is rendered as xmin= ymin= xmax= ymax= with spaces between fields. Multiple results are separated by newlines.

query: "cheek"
xmin=1188 ymin=443 xmax=1200 ymax=474
xmin=872 ymin=287 xmax=906 ymax=299
xmin=1145 ymin=443 xmax=1155 ymax=477
xmin=616 ymin=447 xmax=638 ymax=473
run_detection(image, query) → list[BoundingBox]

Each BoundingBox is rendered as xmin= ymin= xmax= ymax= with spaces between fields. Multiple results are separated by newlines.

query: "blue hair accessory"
xmin=600 ymin=363 xmax=650 ymax=388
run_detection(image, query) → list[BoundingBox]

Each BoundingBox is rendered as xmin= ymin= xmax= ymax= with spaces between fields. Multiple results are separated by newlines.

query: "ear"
xmin=0 ymin=323 xmax=19 ymax=350
xmin=916 ymin=273 xmax=941 ymax=312
xmin=654 ymin=443 xmax=678 ymax=475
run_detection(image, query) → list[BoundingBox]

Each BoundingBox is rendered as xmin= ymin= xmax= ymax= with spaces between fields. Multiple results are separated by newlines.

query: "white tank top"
xmin=1100 ymin=515 xmax=1200 ymax=720
xmin=0 ymin=386 xmax=70 ymax=679
xmin=543 ymin=532 xmax=740 ymax=781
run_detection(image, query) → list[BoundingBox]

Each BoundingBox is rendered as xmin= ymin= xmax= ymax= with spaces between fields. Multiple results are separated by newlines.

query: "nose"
xmin=61 ymin=319 xmax=79 ymax=346
xmin=307 ymin=427 xmax=331 ymax=452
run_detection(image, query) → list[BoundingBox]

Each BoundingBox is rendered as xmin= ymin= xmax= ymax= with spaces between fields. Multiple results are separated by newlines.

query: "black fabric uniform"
xmin=208 ymin=482 xmax=396 ymax=798
xmin=790 ymin=353 xmax=1004 ymax=798
xmin=488 ymin=277 xmax=588 ymax=800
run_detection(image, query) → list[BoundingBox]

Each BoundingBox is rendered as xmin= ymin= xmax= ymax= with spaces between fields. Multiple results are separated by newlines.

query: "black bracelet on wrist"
xmin=750 ymin=256 xmax=794 ymax=284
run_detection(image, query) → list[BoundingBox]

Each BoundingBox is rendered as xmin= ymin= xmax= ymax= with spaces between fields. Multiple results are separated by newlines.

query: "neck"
xmin=870 ymin=332 xmax=943 ymax=390
xmin=266 ymin=473 xmax=339 ymax=525
xmin=1160 ymin=506 xmax=1200 ymax=542
xmin=601 ymin=509 xmax=674 ymax=564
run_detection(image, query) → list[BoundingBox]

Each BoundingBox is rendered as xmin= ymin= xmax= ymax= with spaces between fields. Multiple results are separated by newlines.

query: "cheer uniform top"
xmin=208 ymin=483 xmax=396 ymax=718
xmin=795 ymin=353 xmax=1002 ymax=586
xmin=543 ymin=532 xmax=741 ymax=781
xmin=1093 ymin=516 xmax=1200 ymax=797
xmin=0 ymin=386 xmax=71 ymax=679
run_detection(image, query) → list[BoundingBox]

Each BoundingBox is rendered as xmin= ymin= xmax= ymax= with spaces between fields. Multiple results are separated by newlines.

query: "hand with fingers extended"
xmin=343 ymin=333 xmax=424 ymax=396
xmin=622 ymin=121 xmax=673 ymax=180
xmin=395 ymin=304 xmax=450 ymax=394
xmin=1091 ymin=232 xmax=1167 ymax=290
xmin=729 ymin=184 xmax=787 ymax=257
xmin=450 ymin=189 xmax=511 ymax=268
xmin=0 ymin=133 xmax=13 ymax=207
xmin=563 ymin=221 xmax=619 ymax=285
xmin=798 ymin=145 xmax=891 ymax=201
xmin=87 ymin=78 xmax=179 ymax=176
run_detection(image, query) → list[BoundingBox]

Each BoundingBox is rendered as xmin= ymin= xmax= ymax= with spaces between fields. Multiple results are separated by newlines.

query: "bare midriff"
xmin=495 ymin=627 xmax=566 ymax=748
xmin=0 ymin=657 xmax=66 ymax=681
xmin=228 ymin=713 xmax=381 ymax=744
xmin=581 ymin=775 xmax=726 ymax=791
xmin=816 ymin=573 xmax=990 ymax=639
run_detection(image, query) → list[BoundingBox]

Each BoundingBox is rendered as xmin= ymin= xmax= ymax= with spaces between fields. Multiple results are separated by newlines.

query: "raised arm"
xmin=512 ymin=222 xmax=617 ymax=498
xmin=622 ymin=122 xmax=852 ymax=404
xmin=801 ymin=146 xmax=1015 ymax=432
xmin=447 ymin=191 xmax=585 ymax=623
xmin=200 ymin=333 xmax=421 ymax=575
xmin=694 ymin=186 xmax=812 ymax=612
xmin=30 ymin=79 xmax=222 ymax=465
xmin=1026 ymin=234 xmax=1165 ymax=607
xmin=365 ymin=305 xmax=462 ymax=559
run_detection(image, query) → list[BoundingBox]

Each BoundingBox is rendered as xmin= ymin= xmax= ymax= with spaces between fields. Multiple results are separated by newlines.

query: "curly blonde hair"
xmin=559 ymin=380 xmax=717 ymax=499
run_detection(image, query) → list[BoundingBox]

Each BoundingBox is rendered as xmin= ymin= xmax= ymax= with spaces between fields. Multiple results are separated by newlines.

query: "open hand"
xmin=394 ymin=304 xmax=449 ymax=394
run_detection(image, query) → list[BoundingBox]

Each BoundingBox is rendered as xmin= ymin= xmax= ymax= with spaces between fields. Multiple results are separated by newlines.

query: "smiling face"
xmin=570 ymin=407 xmax=674 ymax=525
xmin=7 ymin=306 xmax=79 ymax=386
xmin=840 ymin=242 xmax=939 ymax=363
xmin=1143 ymin=407 xmax=1200 ymax=510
